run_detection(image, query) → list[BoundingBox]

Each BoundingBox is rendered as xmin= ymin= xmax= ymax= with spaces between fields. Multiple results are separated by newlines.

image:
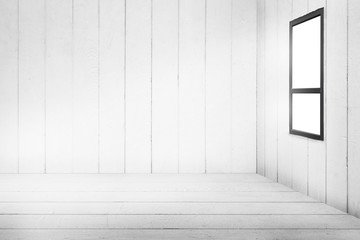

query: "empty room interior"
xmin=1 ymin=0 xmax=360 ymax=239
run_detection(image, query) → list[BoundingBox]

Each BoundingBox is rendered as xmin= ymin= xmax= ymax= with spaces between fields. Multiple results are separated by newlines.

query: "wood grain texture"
xmin=99 ymin=0 xmax=125 ymax=173
xmin=257 ymin=0 xmax=355 ymax=219
xmin=264 ymin=0 xmax=278 ymax=181
xmin=205 ymin=0 xmax=232 ymax=173
xmin=307 ymin=0 xmax=327 ymax=207
xmin=152 ymin=0 xmax=179 ymax=173
xmin=125 ymin=0 xmax=152 ymax=173
xmin=1 ymin=229 xmax=360 ymax=240
xmin=231 ymin=0 xmax=257 ymax=172
xmin=308 ymin=140 xmax=325 ymax=202
xmin=289 ymin=0 xmax=308 ymax=196
xmin=0 ymin=0 xmax=258 ymax=174
xmin=276 ymin=0 xmax=292 ymax=188
xmin=45 ymin=0 xmax=73 ymax=173
xmin=326 ymin=0 xmax=348 ymax=212
xmin=0 ymin=191 xmax=315 ymax=203
xmin=178 ymin=0 xmax=206 ymax=173
xmin=1 ymin=214 xmax=360 ymax=229
xmin=256 ymin=0 xmax=266 ymax=176
xmin=1 ymin=174 xmax=358 ymax=239
xmin=348 ymin=0 xmax=360 ymax=218
xmin=0 ymin=0 xmax=18 ymax=173
xmin=73 ymin=0 xmax=99 ymax=173
xmin=0 ymin=202 xmax=343 ymax=215
xmin=18 ymin=0 xmax=45 ymax=173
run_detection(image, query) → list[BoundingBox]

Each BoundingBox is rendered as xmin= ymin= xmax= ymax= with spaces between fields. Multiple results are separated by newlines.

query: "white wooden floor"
xmin=0 ymin=174 xmax=359 ymax=240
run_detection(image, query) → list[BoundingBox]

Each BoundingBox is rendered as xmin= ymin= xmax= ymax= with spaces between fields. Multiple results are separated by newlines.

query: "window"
xmin=289 ymin=8 xmax=324 ymax=140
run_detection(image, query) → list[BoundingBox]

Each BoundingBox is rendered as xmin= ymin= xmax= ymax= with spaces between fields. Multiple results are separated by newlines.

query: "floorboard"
xmin=0 ymin=174 xmax=358 ymax=239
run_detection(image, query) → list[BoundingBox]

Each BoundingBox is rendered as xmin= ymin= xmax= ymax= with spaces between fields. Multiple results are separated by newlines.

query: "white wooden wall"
xmin=0 ymin=0 xmax=257 ymax=174
xmin=348 ymin=0 xmax=360 ymax=219
xmin=257 ymin=0 xmax=360 ymax=218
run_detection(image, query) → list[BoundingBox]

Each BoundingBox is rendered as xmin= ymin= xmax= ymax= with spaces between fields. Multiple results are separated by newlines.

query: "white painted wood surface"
xmin=178 ymin=0 xmax=206 ymax=173
xmin=0 ymin=0 xmax=257 ymax=174
xmin=205 ymin=0 xmax=232 ymax=173
xmin=264 ymin=0 xmax=278 ymax=181
xmin=348 ymin=0 xmax=360 ymax=218
xmin=1 ymin=214 xmax=360 ymax=229
xmin=290 ymin=0 xmax=309 ymax=196
xmin=18 ymin=0 xmax=45 ymax=173
xmin=0 ymin=202 xmax=343 ymax=215
xmin=152 ymin=0 xmax=178 ymax=173
xmin=73 ymin=0 xmax=99 ymax=173
xmin=276 ymin=0 xmax=292 ymax=187
xmin=0 ymin=0 xmax=18 ymax=173
xmin=308 ymin=140 xmax=326 ymax=202
xmin=99 ymin=0 xmax=126 ymax=173
xmin=1 ymin=229 xmax=360 ymax=240
xmin=231 ymin=0 xmax=257 ymax=172
xmin=258 ymin=0 xmax=331 ymax=199
xmin=45 ymin=0 xmax=73 ymax=173
xmin=256 ymin=0 xmax=266 ymax=176
xmin=257 ymin=0 xmax=360 ymax=219
xmin=125 ymin=0 xmax=152 ymax=173
xmin=307 ymin=0 xmax=327 ymax=207
xmin=325 ymin=0 xmax=348 ymax=212
xmin=0 ymin=174 xmax=359 ymax=239
xmin=0 ymin=191 xmax=315 ymax=202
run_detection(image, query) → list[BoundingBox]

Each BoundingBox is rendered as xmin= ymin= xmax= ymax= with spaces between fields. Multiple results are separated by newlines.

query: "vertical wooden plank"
xmin=292 ymin=0 xmax=308 ymax=15
xmin=308 ymin=0 xmax=324 ymax=10
xmin=205 ymin=0 xmax=232 ymax=173
xmin=231 ymin=0 xmax=257 ymax=172
xmin=18 ymin=0 xmax=45 ymax=173
xmin=0 ymin=0 xmax=18 ymax=173
xmin=277 ymin=0 xmax=292 ymax=187
xmin=256 ymin=0 xmax=265 ymax=175
xmin=73 ymin=0 xmax=99 ymax=173
xmin=324 ymin=0 xmax=348 ymax=211
xmin=291 ymin=136 xmax=308 ymax=194
xmin=290 ymin=0 xmax=308 ymax=195
xmin=308 ymin=140 xmax=326 ymax=202
xmin=264 ymin=0 xmax=278 ymax=181
xmin=45 ymin=0 xmax=73 ymax=173
xmin=125 ymin=0 xmax=152 ymax=173
xmin=178 ymin=0 xmax=206 ymax=173
xmin=307 ymin=0 xmax=326 ymax=204
xmin=152 ymin=0 xmax=178 ymax=173
xmin=99 ymin=0 xmax=125 ymax=173
xmin=348 ymin=0 xmax=360 ymax=218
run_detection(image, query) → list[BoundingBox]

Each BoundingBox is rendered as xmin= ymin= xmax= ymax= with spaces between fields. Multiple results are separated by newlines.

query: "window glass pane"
xmin=292 ymin=16 xmax=321 ymax=88
xmin=292 ymin=93 xmax=320 ymax=135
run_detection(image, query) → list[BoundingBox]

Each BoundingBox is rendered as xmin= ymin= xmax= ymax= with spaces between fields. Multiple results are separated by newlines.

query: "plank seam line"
xmin=17 ymin=0 xmax=20 ymax=174
xmin=97 ymin=0 xmax=101 ymax=174
xmin=44 ymin=0 xmax=47 ymax=174
xmin=204 ymin=0 xmax=207 ymax=174
xmin=0 ymin=214 xmax=347 ymax=216
xmin=263 ymin=0 xmax=266 ymax=178
xmin=230 ymin=0 xmax=233 ymax=172
xmin=150 ymin=0 xmax=153 ymax=174
xmin=71 ymin=0 xmax=75 ymax=174
xmin=177 ymin=0 xmax=180 ymax=174
xmin=275 ymin=0 xmax=279 ymax=183
xmin=0 ymin=201 xmax=320 ymax=204
xmin=0 ymin=190 xmax=297 ymax=193
xmin=1 ymin=228 xmax=359 ymax=230
xmin=124 ymin=0 xmax=127 ymax=174
xmin=346 ymin=0 xmax=349 ymax=214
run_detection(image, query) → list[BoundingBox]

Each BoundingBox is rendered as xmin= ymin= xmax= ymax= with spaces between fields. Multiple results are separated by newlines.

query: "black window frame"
xmin=289 ymin=8 xmax=324 ymax=141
